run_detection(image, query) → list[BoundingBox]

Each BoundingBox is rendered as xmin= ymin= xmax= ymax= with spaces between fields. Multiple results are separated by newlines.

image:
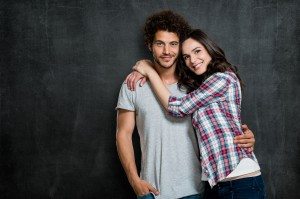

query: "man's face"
xmin=149 ymin=30 xmax=180 ymax=69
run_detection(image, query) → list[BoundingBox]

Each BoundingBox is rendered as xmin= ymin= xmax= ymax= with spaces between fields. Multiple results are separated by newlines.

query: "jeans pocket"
xmin=137 ymin=193 xmax=155 ymax=199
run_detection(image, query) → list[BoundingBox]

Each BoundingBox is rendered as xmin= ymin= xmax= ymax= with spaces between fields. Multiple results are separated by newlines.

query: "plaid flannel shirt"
xmin=168 ymin=71 xmax=257 ymax=187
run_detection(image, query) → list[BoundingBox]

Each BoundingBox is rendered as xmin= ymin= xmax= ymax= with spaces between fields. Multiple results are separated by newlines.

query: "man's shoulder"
xmin=116 ymin=82 xmax=138 ymax=111
xmin=119 ymin=80 xmax=151 ymax=91
xmin=117 ymin=81 xmax=152 ymax=104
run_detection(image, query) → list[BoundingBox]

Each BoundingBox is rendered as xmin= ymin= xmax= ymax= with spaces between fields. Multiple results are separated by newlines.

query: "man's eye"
xmin=155 ymin=43 xmax=163 ymax=46
xmin=171 ymin=42 xmax=179 ymax=46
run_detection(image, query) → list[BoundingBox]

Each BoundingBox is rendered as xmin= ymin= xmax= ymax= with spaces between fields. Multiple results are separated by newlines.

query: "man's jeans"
xmin=137 ymin=193 xmax=202 ymax=199
xmin=137 ymin=193 xmax=154 ymax=199
xmin=204 ymin=175 xmax=266 ymax=199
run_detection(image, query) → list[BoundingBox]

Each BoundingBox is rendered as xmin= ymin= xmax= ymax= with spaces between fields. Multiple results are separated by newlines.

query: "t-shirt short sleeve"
xmin=116 ymin=83 xmax=135 ymax=111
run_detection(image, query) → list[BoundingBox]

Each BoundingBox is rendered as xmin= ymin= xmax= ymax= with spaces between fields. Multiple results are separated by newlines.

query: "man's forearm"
xmin=116 ymin=132 xmax=140 ymax=186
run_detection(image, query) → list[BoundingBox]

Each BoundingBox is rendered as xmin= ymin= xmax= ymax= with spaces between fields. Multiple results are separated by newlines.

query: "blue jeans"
xmin=137 ymin=193 xmax=155 ymax=199
xmin=180 ymin=194 xmax=202 ymax=199
xmin=204 ymin=175 xmax=266 ymax=199
xmin=137 ymin=193 xmax=202 ymax=199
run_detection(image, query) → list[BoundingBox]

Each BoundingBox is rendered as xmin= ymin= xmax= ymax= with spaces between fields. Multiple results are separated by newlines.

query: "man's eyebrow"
xmin=153 ymin=40 xmax=179 ymax=43
xmin=153 ymin=40 xmax=165 ymax=43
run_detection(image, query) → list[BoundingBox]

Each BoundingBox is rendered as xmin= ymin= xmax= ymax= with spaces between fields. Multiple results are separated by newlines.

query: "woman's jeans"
xmin=204 ymin=175 xmax=266 ymax=199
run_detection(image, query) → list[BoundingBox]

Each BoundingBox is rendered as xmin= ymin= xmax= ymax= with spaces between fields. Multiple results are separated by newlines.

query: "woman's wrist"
xmin=146 ymin=68 xmax=157 ymax=78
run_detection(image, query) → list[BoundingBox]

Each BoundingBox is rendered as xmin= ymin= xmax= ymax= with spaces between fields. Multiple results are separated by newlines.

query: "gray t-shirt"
xmin=116 ymin=82 xmax=204 ymax=199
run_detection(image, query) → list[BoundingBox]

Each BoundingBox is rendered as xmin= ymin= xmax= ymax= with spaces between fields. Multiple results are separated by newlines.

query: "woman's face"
xmin=182 ymin=38 xmax=212 ymax=75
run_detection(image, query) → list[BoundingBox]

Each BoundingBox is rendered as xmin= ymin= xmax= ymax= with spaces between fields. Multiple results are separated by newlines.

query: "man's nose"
xmin=163 ymin=45 xmax=170 ymax=54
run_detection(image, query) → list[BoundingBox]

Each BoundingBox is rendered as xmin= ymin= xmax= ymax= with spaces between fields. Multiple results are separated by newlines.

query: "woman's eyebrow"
xmin=191 ymin=47 xmax=201 ymax=52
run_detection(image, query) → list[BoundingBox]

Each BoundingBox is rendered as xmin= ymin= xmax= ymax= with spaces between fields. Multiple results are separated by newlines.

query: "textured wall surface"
xmin=1 ymin=0 xmax=299 ymax=198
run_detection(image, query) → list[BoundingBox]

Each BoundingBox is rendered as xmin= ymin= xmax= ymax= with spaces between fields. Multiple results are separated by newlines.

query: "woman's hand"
xmin=125 ymin=71 xmax=146 ymax=91
xmin=124 ymin=59 xmax=153 ymax=91
xmin=133 ymin=59 xmax=155 ymax=76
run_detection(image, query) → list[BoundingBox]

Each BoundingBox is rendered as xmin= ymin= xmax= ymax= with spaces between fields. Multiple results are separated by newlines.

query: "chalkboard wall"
xmin=1 ymin=0 xmax=299 ymax=198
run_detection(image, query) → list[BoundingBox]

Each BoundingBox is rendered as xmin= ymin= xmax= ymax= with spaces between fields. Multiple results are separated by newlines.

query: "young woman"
xmin=133 ymin=29 xmax=265 ymax=199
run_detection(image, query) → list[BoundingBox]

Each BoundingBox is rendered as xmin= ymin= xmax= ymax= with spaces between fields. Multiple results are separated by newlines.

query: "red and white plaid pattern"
xmin=168 ymin=71 xmax=257 ymax=187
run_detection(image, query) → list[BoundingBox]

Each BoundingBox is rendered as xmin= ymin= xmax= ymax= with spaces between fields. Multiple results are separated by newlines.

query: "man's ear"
xmin=148 ymin=44 xmax=152 ymax=52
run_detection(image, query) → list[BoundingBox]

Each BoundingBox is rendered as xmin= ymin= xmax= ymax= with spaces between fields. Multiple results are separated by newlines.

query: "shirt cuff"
xmin=168 ymin=96 xmax=181 ymax=117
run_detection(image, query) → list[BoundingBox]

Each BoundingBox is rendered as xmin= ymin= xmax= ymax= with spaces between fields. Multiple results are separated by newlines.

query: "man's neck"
xmin=153 ymin=62 xmax=178 ymax=85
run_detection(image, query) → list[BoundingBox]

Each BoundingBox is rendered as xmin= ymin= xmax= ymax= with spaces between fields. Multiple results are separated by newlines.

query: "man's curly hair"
xmin=144 ymin=10 xmax=191 ymax=46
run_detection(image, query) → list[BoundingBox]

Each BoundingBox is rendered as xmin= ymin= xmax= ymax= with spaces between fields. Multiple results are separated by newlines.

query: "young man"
xmin=116 ymin=10 xmax=255 ymax=199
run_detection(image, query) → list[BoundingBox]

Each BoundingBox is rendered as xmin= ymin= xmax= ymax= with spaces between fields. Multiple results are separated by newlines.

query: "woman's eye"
xmin=195 ymin=50 xmax=201 ymax=54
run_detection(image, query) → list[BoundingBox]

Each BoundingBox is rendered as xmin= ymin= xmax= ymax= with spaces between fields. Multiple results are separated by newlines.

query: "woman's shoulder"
xmin=207 ymin=71 xmax=236 ymax=81
xmin=200 ymin=72 xmax=238 ymax=87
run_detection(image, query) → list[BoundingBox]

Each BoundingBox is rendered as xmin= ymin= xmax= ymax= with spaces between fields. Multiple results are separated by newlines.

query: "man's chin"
xmin=156 ymin=60 xmax=176 ymax=68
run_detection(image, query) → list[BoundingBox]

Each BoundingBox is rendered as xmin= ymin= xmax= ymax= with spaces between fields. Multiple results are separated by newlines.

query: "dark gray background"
xmin=1 ymin=0 xmax=299 ymax=198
